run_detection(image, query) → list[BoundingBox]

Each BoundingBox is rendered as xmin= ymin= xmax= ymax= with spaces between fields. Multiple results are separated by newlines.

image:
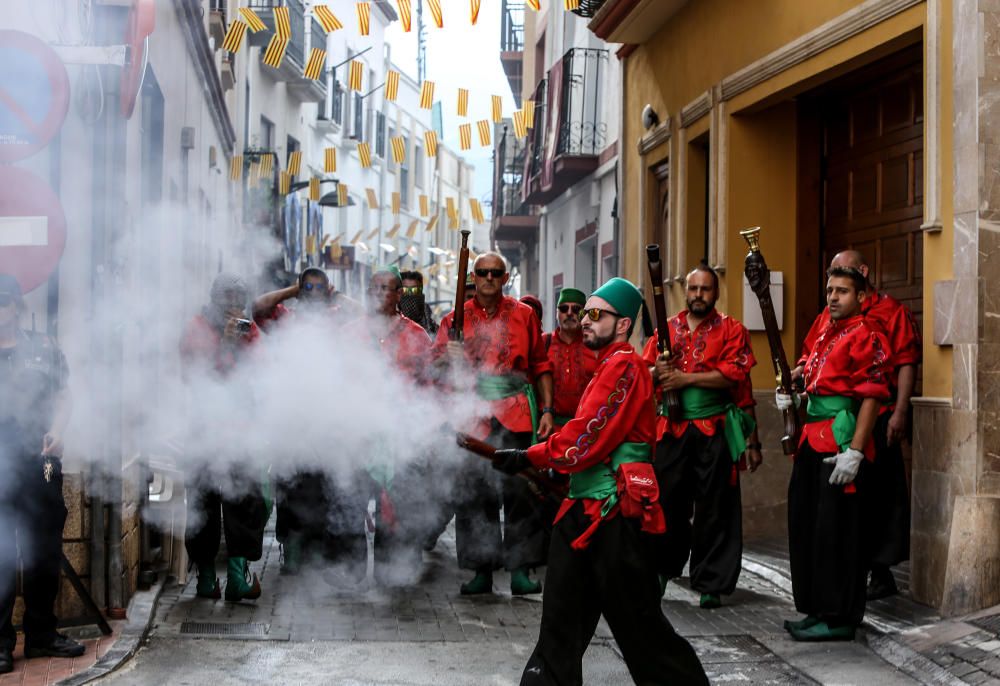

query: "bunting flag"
xmin=477 ymin=119 xmax=491 ymax=146
xmin=392 ymin=192 xmax=401 ymax=215
xmin=425 ymin=214 xmax=439 ymax=232
xmin=287 ymin=150 xmax=302 ymax=176
xmin=565 ymin=0 xmax=580 ymax=8
xmin=406 ymin=219 xmax=420 ymax=238
xmin=387 ymin=223 xmax=401 ymax=238
xmin=263 ymin=34 xmax=289 ymax=68
xmin=356 ymin=2 xmax=371 ymax=35
xmin=221 ymin=20 xmax=247 ymax=53
xmin=446 ymin=197 xmax=457 ymax=220
xmin=384 ymin=70 xmax=400 ymax=101
xmin=419 ymin=194 xmax=429 ymax=216
xmin=304 ymin=48 xmax=326 ymax=80
xmin=338 ymin=183 xmax=349 ymax=207
xmin=324 ymin=147 xmax=337 ymax=172
xmin=492 ymin=95 xmax=503 ymax=123
xmin=274 ymin=6 xmax=291 ymax=37
xmin=397 ymin=0 xmax=412 ymax=31
xmin=470 ymin=198 xmax=485 ymax=224
xmin=526 ymin=0 xmax=540 ymax=10
xmin=448 ymin=212 xmax=460 ymax=230
xmin=366 ymin=227 xmax=380 ymax=240
xmin=229 ymin=155 xmax=242 ymax=181
xmin=357 ymin=141 xmax=372 ymax=168
xmin=309 ymin=177 xmax=321 ymax=201
xmin=306 ymin=235 xmax=316 ymax=255
xmin=427 ymin=0 xmax=443 ymax=27
xmin=314 ymin=5 xmax=344 ymax=32
xmin=470 ymin=0 xmax=482 ymax=24
xmin=279 ymin=171 xmax=291 ymax=195
xmin=512 ymin=110 xmax=527 ymax=138
xmin=419 ymin=80 xmax=435 ymax=109
xmin=390 ymin=136 xmax=406 ymax=164
xmin=238 ymin=7 xmax=267 ymax=32
xmin=365 ymin=188 xmax=379 ymax=209
xmin=457 ymin=88 xmax=469 ymax=117
xmin=350 ymin=229 xmax=364 ymax=244
xmin=248 ymin=159 xmax=261 ymax=184
xmin=349 ymin=60 xmax=364 ymax=90
xmin=524 ymin=99 xmax=536 ymax=128
xmin=459 ymin=123 xmax=472 ymax=150
xmin=424 ymin=130 xmax=438 ymax=157
xmin=258 ymin=154 xmax=273 ymax=177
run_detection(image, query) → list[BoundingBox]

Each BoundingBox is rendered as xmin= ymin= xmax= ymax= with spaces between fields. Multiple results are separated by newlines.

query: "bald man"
xmin=792 ymin=250 xmax=921 ymax=601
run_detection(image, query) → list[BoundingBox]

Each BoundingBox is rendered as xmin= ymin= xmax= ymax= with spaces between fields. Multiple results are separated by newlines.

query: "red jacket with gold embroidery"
xmin=434 ymin=296 xmax=553 ymax=435
xmin=544 ymin=332 xmax=599 ymax=418
xmin=641 ymin=310 xmax=756 ymax=441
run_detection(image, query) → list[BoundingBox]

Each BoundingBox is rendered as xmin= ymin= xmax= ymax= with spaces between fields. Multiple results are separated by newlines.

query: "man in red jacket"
xmin=491 ymin=277 xmax=707 ymax=685
xmin=545 ymin=288 xmax=599 ymax=426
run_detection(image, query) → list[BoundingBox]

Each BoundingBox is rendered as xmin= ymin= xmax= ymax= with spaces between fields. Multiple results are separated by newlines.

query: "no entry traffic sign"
xmin=0 ymin=166 xmax=67 ymax=293
xmin=0 ymin=30 xmax=70 ymax=163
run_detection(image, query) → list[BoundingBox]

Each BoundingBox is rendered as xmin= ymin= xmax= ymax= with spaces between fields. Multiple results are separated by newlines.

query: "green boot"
xmin=510 ymin=568 xmax=542 ymax=595
xmin=699 ymin=593 xmax=721 ymax=609
xmin=195 ymin=563 xmax=220 ymax=599
xmin=224 ymin=557 xmax=262 ymax=602
xmin=783 ymin=615 xmax=820 ymax=633
xmin=460 ymin=569 xmax=493 ymax=595
xmin=789 ymin=620 xmax=856 ymax=642
xmin=280 ymin=535 xmax=303 ymax=576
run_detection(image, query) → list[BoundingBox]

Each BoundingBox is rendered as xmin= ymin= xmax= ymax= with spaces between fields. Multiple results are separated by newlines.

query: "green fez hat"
xmin=591 ymin=277 xmax=644 ymax=329
xmin=557 ymin=288 xmax=586 ymax=307
xmin=375 ymin=264 xmax=402 ymax=282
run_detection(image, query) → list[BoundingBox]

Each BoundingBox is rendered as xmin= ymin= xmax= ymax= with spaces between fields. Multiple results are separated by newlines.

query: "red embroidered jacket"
xmin=544 ymin=332 xmax=599 ymax=418
xmin=347 ymin=312 xmax=431 ymax=380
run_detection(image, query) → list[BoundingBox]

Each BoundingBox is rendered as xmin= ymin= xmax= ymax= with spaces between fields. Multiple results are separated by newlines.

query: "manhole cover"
xmin=690 ymin=635 xmax=776 ymax=663
xmin=180 ymin=621 xmax=270 ymax=637
xmin=970 ymin=614 xmax=1000 ymax=634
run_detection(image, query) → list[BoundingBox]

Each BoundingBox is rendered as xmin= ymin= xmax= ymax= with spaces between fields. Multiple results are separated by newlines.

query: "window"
xmin=259 ymin=115 xmax=274 ymax=150
xmin=353 ymin=93 xmax=364 ymax=139
xmin=414 ymin=143 xmax=424 ymax=188
xmin=399 ymin=135 xmax=410 ymax=207
xmin=332 ymin=81 xmax=344 ymax=125
xmin=387 ymin=126 xmax=397 ymax=169
xmin=375 ymin=112 xmax=386 ymax=158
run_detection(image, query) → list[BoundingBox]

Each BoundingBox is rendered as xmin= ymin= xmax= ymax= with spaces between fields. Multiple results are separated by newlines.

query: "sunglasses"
xmin=400 ymin=286 xmax=423 ymax=296
xmin=558 ymin=304 xmax=582 ymax=315
xmin=301 ymin=282 xmax=328 ymax=292
xmin=474 ymin=268 xmax=505 ymax=279
xmin=583 ymin=307 xmax=620 ymax=322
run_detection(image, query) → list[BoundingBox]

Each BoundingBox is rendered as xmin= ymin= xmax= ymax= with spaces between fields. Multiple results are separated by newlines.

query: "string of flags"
xmin=324 ymin=148 xmax=337 ymax=173
xmin=384 ymin=70 xmax=400 ymax=101
xmin=356 ymin=2 xmax=371 ymax=36
xmin=262 ymin=7 xmax=290 ymax=68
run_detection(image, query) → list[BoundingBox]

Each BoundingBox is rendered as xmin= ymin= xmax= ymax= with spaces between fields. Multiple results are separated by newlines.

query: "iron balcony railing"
xmin=557 ymin=47 xmax=608 ymax=157
xmin=494 ymin=128 xmax=531 ymax=219
xmin=570 ymin=0 xmax=607 ymax=19
xmin=247 ymin=0 xmax=326 ymax=70
xmin=501 ymin=0 xmax=525 ymax=52
xmin=526 ymin=77 xmax=547 ymax=181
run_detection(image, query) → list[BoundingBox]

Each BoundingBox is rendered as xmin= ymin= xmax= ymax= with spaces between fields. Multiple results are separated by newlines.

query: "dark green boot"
xmin=783 ymin=615 xmax=820 ymax=633
xmin=460 ymin=569 xmax=493 ymax=595
xmin=510 ymin=568 xmax=542 ymax=595
xmin=281 ymin=535 xmax=303 ymax=576
xmin=699 ymin=593 xmax=721 ymax=609
xmin=195 ymin=563 xmax=220 ymax=599
xmin=789 ymin=620 xmax=856 ymax=642
xmin=224 ymin=557 xmax=261 ymax=602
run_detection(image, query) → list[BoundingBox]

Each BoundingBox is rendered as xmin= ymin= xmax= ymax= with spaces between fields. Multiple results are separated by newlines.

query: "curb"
xmin=54 ymin=578 xmax=166 ymax=686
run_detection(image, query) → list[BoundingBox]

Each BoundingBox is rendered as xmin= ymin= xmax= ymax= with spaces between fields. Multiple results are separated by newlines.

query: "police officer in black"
xmin=0 ymin=274 xmax=83 ymax=673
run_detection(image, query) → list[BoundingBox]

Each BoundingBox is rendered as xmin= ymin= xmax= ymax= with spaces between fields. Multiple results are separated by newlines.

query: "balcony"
xmin=492 ymin=127 xmax=538 ymax=243
xmin=208 ymin=0 xmax=227 ymax=47
xmin=246 ymin=0 xmax=328 ymax=101
xmin=500 ymin=0 xmax=525 ymax=106
xmin=523 ymin=48 xmax=609 ymax=205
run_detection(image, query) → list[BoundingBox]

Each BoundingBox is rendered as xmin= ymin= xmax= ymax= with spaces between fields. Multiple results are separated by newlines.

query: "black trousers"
xmin=653 ymin=423 xmax=742 ymax=595
xmin=371 ymin=459 xmax=433 ymax=581
xmin=323 ymin=469 xmax=369 ymax=579
xmin=185 ymin=469 xmax=267 ymax=564
xmin=275 ymin=470 xmax=340 ymax=558
xmin=454 ymin=421 xmax=546 ymax=572
xmin=788 ymin=443 xmax=872 ymax=625
xmin=0 ymin=452 xmax=67 ymax=651
xmin=520 ymin=502 xmax=708 ymax=686
xmin=869 ymin=412 xmax=910 ymax=568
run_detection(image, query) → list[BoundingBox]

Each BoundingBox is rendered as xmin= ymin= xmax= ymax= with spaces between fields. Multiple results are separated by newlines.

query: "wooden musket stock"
xmin=450 ymin=229 xmax=472 ymax=342
xmin=456 ymin=433 xmax=568 ymax=501
xmin=645 ymin=245 xmax=683 ymax=422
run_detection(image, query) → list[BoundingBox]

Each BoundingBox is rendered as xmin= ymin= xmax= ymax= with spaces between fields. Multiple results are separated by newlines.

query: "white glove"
xmin=775 ymin=389 xmax=802 ymax=411
xmin=823 ymin=448 xmax=865 ymax=486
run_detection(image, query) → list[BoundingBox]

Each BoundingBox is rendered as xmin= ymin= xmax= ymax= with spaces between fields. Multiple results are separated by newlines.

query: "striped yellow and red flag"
xmin=526 ymin=0 xmax=540 ymax=10
xmin=406 ymin=219 xmax=420 ymax=238
xmin=314 ymin=5 xmax=344 ymax=32
xmin=350 ymin=229 xmax=364 ymax=244
xmin=512 ymin=110 xmax=527 ymax=138
xmin=459 ymin=123 xmax=472 ymax=150
xmin=221 ymin=20 xmax=247 ymax=53
xmin=263 ymin=35 xmax=289 ymax=68
xmin=324 ymin=147 xmax=337 ymax=173
xmin=365 ymin=188 xmax=379 ymax=209
xmin=229 ymin=155 xmax=243 ymax=181
xmin=309 ymin=177 xmax=321 ymax=201
xmin=239 ymin=7 xmax=267 ymax=31
xmin=306 ymin=235 xmax=316 ymax=255
xmin=470 ymin=198 xmax=485 ymax=224
xmin=448 ymin=212 xmax=460 ymax=230
xmin=491 ymin=95 xmax=503 ymax=123
xmin=287 ymin=150 xmax=302 ymax=176
xmin=356 ymin=2 xmax=371 ymax=35
xmin=387 ymin=223 xmax=401 ymax=238
xmin=564 ymin=0 xmax=580 ymax=8
xmin=357 ymin=142 xmax=372 ymax=168
xmin=446 ymin=198 xmax=457 ymax=223
xmin=470 ymin=0 xmax=482 ymax=24
xmin=524 ymin=99 xmax=536 ymax=128
xmin=427 ymin=0 xmax=443 ymax=27
xmin=396 ymin=0 xmax=412 ymax=31
xmin=366 ymin=227 xmax=380 ymax=240
xmin=476 ymin=120 xmax=491 ymax=146
xmin=279 ymin=171 xmax=291 ymax=195
xmin=457 ymin=88 xmax=469 ymax=117
xmin=384 ymin=70 xmax=400 ymax=101
xmin=425 ymin=214 xmax=439 ymax=232
xmin=259 ymin=153 xmax=273 ymax=177
xmin=392 ymin=192 xmax=401 ymax=216
xmin=338 ymin=183 xmax=349 ymax=207
xmin=304 ymin=48 xmax=326 ymax=80
xmin=390 ymin=136 xmax=406 ymax=164
xmin=349 ymin=60 xmax=364 ymax=90
xmin=419 ymin=194 xmax=429 ymax=216
xmin=419 ymin=81 xmax=434 ymax=109
xmin=424 ymin=130 xmax=438 ymax=157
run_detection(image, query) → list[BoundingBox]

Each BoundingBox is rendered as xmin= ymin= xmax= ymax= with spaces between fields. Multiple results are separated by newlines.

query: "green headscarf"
xmin=375 ymin=264 xmax=402 ymax=284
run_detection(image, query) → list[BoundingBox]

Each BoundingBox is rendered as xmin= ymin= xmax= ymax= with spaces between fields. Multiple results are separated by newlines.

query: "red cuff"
xmin=526 ymin=443 xmax=549 ymax=470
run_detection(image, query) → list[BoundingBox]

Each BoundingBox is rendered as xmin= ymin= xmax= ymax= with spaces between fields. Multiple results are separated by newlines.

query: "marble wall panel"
xmin=740 ymin=392 xmax=793 ymax=541
xmin=934 ymin=278 xmax=981 ymax=345
xmin=911 ymin=529 xmax=948 ymax=607
xmin=954 ymin=343 xmax=979 ymax=410
xmin=954 ymin=211 xmax=980 ymax=279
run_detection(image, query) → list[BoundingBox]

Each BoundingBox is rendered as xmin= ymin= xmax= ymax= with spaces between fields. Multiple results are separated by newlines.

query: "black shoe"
xmin=25 ymin=633 xmax=86 ymax=659
xmin=0 ymin=647 xmax=12 ymax=673
xmin=867 ymin=567 xmax=899 ymax=601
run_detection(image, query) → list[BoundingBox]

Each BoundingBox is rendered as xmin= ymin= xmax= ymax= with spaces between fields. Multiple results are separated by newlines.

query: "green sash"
xmin=661 ymin=387 xmax=756 ymax=463
xmin=568 ymin=442 xmax=651 ymax=517
xmin=806 ymin=395 xmax=860 ymax=452
xmin=476 ymin=373 xmax=540 ymax=443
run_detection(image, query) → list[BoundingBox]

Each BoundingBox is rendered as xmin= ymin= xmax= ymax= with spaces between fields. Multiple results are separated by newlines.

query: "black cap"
xmin=0 ymin=274 xmax=22 ymax=297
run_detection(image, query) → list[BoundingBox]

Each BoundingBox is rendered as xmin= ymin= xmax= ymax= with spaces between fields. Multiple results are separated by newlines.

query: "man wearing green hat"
xmin=491 ymin=277 xmax=708 ymax=684
xmin=544 ymin=288 xmax=599 ymax=426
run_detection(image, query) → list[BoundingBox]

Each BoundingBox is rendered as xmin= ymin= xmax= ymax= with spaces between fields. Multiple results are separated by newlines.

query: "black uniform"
xmin=0 ymin=331 xmax=69 ymax=652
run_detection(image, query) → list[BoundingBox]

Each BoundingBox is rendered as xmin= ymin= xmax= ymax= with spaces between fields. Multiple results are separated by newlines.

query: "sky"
xmin=384 ymin=1 xmax=520 ymax=215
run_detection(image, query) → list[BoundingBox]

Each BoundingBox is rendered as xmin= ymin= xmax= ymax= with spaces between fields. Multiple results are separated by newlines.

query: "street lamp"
xmin=287 ymin=178 xmax=357 ymax=207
